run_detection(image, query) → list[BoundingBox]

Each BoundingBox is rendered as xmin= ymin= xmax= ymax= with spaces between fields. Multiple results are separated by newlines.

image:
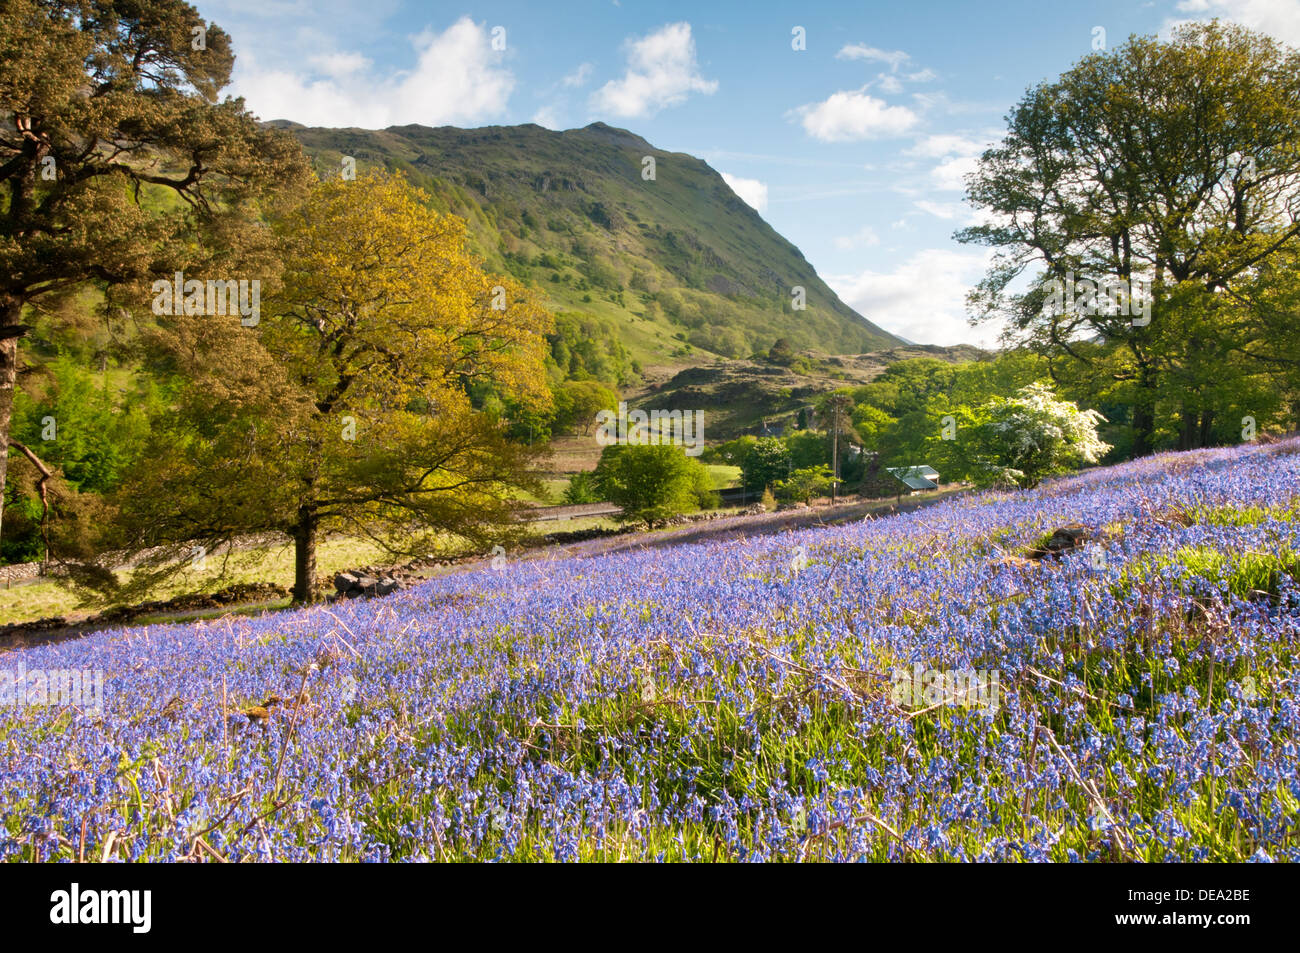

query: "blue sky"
xmin=202 ymin=0 xmax=1300 ymax=347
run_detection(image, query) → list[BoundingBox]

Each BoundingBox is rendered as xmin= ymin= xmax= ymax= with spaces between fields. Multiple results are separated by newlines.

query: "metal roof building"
xmin=885 ymin=465 xmax=941 ymax=492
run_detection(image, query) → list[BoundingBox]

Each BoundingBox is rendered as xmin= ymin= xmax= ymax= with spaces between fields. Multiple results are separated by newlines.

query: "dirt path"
xmin=553 ymin=489 xmax=968 ymax=559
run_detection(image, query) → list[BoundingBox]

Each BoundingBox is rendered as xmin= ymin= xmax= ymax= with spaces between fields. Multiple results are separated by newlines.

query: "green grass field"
xmin=0 ymin=513 xmax=629 ymax=627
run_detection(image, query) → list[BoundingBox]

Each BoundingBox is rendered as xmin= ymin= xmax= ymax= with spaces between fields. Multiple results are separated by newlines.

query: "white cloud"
xmin=791 ymin=88 xmax=920 ymax=141
xmin=876 ymin=73 xmax=904 ymax=94
xmin=907 ymin=133 xmax=986 ymax=159
xmin=1167 ymin=0 xmax=1300 ymax=46
xmin=562 ymin=62 xmax=594 ymax=88
xmin=909 ymin=90 xmax=1002 ymax=117
xmin=930 ymin=154 xmax=979 ymax=191
xmin=833 ymin=226 xmax=881 ymax=250
xmin=720 ymin=172 xmax=768 ymax=212
xmin=838 ymin=45 xmax=937 ymax=94
xmin=914 ymin=199 xmax=965 ymax=220
xmin=307 ymin=51 xmax=371 ymax=78
xmin=590 ymin=22 xmax=718 ymax=118
xmin=907 ymin=133 xmax=994 ymax=191
xmin=837 ymin=44 xmax=910 ymax=70
xmin=532 ymin=106 xmax=563 ymax=129
xmin=230 ymin=17 xmax=513 ymax=128
xmin=827 ymin=248 xmax=999 ymax=346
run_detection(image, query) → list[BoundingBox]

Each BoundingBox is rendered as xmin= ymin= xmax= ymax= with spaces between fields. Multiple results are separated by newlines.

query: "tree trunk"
xmin=292 ymin=504 xmax=318 ymax=604
xmin=1198 ymin=409 xmax=1215 ymax=447
xmin=9 ymin=441 xmax=52 ymax=572
xmin=0 ymin=305 xmax=22 ymax=542
xmin=1178 ymin=404 xmax=1197 ymax=451
xmin=1131 ymin=402 xmax=1155 ymax=457
xmin=1131 ymin=364 xmax=1157 ymax=457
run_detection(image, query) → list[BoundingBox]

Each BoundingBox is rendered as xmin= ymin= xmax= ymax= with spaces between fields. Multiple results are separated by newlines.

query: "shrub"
xmin=967 ymin=382 xmax=1110 ymax=489
xmin=563 ymin=472 xmax=603 ymax=504
xmin=593 ymin=443 xmax=716 ymax=527
xmin=774 ymin=465 xmax=833 ymax=503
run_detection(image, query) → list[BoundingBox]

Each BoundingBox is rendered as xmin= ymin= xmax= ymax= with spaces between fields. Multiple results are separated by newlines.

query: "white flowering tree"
xmin=969 ymin=382 xmax=1110 ymax=489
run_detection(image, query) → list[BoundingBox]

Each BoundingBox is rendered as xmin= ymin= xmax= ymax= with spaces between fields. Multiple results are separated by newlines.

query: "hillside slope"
xmin=279 ymin=121 xmax=902 ymax=366
xmin=630 ymin=343 xmax=990 ymax=440
xmin=4 ymin=440 xmax=1298 ymax=860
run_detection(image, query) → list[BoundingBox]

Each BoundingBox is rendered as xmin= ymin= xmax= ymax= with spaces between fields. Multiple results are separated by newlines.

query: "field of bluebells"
xmin=2 ymin=440 xmax=1299 ymax=862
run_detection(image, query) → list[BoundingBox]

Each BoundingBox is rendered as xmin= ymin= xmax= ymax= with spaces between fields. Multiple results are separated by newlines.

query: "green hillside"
xmin=279 ymin=121 xmax=902 ymax=368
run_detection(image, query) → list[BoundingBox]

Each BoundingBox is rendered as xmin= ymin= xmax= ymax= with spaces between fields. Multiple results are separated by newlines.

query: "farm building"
xmin=885 ymin=465 xmax=941 ymax=493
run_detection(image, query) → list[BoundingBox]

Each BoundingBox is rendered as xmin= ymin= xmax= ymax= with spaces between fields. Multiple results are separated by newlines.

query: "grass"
xmin=705 ymin=464 xmax=742 ymax=489
xmin=0 ymin=535 xmax=393 ymax=626
xmin=1184 ymin=501 xmax=1300 ymax=527
xmin=507 ymin=477 xmax=572 ymax=504
xmin=1120 ymin=544 xmax=1300 ymax=603
xmin=0 ymin=513 xmax=630 ymax=627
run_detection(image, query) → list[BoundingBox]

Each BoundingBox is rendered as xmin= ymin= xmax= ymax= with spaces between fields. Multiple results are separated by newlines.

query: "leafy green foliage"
xmin=105 ymin=172 xmax=553 ymax=602
xmin=701 ymin=435 xmax=756 ymax=467
xmin=741 ymin=437 xmax=791 ymax=493
xmin=593 ymin=443 xmax=716 ymax=527
xmin=0 ymin=0 xmax=310 ymax=545
xmin=959 ymin=21 xmax=1300 ymax=455
xmin=12 ymin=356 xmax=159 ymax=494
xmin=562 ymin=472 xmax=604 ymax=505
xmin=287 ymin=122 xmax=900 ymax=365
xmin=964 ymin=382 xmax=1111 ymax=489
xmin=547 ymin=312 xmax=635 ymax=387
xmin=784 ymin=430 xmax=830 ymax=470
xmin=774 ymin=465 xmax=833 ymax=503
xmin=553 ymin=380 xmax=619 ymax=436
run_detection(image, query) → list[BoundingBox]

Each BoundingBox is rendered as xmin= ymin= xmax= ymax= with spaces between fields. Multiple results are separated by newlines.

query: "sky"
xmin=200 ymin=0 xmax=1300 ymax=347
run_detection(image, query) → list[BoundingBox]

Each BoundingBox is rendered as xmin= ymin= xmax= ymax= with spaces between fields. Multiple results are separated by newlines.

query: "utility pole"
xmin=826 ymin=394 xmax=852 ymax=504
xmin=831 ymin=404 xmax=839 ymax=504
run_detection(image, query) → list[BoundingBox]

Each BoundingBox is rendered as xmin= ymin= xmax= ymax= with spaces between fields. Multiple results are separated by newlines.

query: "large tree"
xmin=109 ymin=171 xmax=553 ymax=603
xmin=0 ymin=0 xmax=308 ymax=539
xmin=593 ymin=443 xmax=715 ymax=528
xmin=959 ymin=21 xmax=1300 ymax=454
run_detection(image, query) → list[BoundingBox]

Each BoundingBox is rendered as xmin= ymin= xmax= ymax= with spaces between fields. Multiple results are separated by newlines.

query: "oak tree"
xmin=111 ymin=171 xmax=553 ymax=602
xmin=960 ymin=22 xmax=1300 ymax=454
xmin=0 ymin=0 xmax=309 ymax=539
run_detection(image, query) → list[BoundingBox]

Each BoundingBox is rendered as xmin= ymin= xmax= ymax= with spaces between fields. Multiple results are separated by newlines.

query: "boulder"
xmin=1030 ymin=525 xmax=1091 ymax=559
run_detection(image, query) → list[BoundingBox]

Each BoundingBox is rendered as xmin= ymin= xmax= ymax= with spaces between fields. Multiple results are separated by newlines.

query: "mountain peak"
xmin=286 ymin=121 xmax=902 ymax=360
xmin=575 ymin=122 xmax=651 ymax=146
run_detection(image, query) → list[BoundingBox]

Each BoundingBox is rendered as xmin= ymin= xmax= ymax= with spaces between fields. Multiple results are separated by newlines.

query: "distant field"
xmin=0 ymin=512 xmax=629 ymax=627
xmin=706 ymin=464 xmax=742 ymax=489
xmin=0 ymin=535 xmax=396 ymax=626
xmin=511 ymin=458 xmax=741 ymax=505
